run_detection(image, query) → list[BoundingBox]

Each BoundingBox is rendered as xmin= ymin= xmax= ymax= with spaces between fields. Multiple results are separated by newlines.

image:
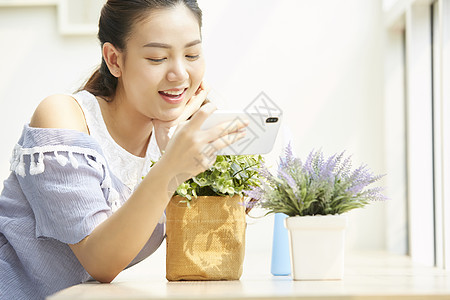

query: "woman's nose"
xmin=167 ymin=59 xmax=189 ymax=82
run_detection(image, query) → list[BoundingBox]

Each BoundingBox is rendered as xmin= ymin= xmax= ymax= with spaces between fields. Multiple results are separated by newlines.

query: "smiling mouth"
xmin=158 ymin=88 xmax=187 ymax=98
xmin=158 ymin=88 xmax=188 ymax=104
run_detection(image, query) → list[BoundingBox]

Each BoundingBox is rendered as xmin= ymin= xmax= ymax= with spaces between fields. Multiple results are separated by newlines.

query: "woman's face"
xmin=117 ymin=4 xmax=205 ymax=122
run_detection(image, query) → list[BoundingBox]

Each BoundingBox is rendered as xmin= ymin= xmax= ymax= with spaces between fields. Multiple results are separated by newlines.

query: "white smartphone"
xmin=200 ymin=110 xmax=281 ymax=155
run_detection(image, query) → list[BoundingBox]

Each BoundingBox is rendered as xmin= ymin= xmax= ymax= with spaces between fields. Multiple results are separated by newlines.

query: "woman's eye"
xmin=186 ymin=55 xmax=200 ymax=61
xmin=147 ymin=58 xmax=166 ymax=63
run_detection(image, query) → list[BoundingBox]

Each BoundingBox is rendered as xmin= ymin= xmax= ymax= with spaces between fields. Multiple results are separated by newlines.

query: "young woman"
xmin=0 ymin=1 xmax=247 ymax=299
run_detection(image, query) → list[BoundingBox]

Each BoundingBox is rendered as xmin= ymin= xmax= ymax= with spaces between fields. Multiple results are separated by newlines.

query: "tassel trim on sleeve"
xmin=9 ymin=145 xmax=105 ymax=177
xmin=10 ymin=144 xmax=121 ymax=212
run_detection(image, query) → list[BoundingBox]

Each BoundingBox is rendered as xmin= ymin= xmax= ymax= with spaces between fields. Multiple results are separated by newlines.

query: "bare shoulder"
xmin=30 ymin=94 xmax=89 ymax=134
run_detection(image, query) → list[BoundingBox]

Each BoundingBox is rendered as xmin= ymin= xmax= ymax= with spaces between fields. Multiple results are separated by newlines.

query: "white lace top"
xmin=73 ymin=90 xmax=162 ymax=191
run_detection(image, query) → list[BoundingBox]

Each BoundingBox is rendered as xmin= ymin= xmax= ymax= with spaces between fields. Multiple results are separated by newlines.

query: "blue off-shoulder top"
xmin=0 ymin=91 xmax=165 ymax=300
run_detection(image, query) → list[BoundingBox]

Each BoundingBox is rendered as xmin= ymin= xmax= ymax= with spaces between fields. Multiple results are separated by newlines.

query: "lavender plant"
xmin=245 ymin=145 xmax=385 ymax=216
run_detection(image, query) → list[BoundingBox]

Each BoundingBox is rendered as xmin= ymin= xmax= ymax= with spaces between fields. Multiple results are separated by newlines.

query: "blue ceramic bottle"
xmin=271 ymin=213 xmax=291 ymax=276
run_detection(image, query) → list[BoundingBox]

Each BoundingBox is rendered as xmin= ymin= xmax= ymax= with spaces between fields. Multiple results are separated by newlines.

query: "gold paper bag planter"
xmin=166 ymin=195 xmax=246 ymax=281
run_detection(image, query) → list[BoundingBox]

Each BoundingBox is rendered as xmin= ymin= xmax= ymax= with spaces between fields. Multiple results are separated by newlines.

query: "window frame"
xmin=384 ymin=0 xmax=450 ymax=268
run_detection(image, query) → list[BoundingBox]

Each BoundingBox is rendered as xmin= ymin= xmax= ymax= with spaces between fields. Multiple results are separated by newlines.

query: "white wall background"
xmin=0 ymin=0 xmax=386 ymax=277
xmin=200 ymin=0 xmax=386 ymax=258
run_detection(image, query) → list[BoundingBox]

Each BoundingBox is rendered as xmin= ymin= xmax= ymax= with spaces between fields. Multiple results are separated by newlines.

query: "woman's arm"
xmin=30 ymin=94 xmax=247 ymax=283
xmin=69 ymin=154 xmax=176 ymax=283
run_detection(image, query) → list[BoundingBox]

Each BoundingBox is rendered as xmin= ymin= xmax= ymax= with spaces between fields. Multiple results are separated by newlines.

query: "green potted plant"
xmin=245 ymin=144 xmax=385 ymax=280
xmin=166 ymin=154 xmax=263 ymax=281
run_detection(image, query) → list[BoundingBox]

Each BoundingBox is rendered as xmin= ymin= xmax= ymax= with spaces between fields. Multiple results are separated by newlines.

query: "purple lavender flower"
xmin=277 ymin=168 xmax=296 ymax=188
xmin=246 ymin=145 xmax=386 ymax=216
xmin=244 ymin=186 xmax=264 ymax=200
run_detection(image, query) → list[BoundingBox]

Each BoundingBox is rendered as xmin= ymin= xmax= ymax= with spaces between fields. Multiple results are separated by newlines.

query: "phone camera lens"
xmin=266 ymin=117 xmax=278 ymax=123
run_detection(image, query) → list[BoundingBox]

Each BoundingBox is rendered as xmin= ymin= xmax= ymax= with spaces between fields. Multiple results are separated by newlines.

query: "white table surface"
xmin=47 ymin=251 xmax=450 ymax=300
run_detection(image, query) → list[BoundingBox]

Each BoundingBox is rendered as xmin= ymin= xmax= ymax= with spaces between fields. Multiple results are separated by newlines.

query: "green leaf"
xmin=171 ymin=154 xmax=264 ymax=202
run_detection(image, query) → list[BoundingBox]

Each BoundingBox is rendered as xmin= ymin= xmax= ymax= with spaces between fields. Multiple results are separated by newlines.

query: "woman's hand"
xmin=152 ymin=82 xmax=210 ymax=153
xmin=158 ymin=102 xmax=248 ymax=192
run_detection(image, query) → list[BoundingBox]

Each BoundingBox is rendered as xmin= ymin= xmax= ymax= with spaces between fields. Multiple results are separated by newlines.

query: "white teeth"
xmin=162 ymin=89 xmax=184 ymax=96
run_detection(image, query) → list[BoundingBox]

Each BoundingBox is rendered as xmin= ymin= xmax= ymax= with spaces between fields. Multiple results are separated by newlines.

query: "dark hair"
xmin=82 ymin=0 xmax=202 ymax=99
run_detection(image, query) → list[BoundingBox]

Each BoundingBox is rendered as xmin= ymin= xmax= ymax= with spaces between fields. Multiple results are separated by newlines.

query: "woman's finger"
xmin=186 ymin=102 xmax=217 ymax=130
xmin=196 ymin=81 xmax=209 ymax=96
xmin=178 ymin=82 xmax=211 ymax=123
xmin=202 ymin=118 xmax=249 ymax=143
xmin=208 ymin=130 xmax=247 ymax=153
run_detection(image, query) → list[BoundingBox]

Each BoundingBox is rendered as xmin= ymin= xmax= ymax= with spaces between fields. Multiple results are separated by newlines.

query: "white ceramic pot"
xmin=284 ymin=215 xmax=347 ymax=280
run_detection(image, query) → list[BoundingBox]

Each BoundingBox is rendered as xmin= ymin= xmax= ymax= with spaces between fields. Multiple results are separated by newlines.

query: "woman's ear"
xmin=102 ymin=42 xmax=122 ymax=78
